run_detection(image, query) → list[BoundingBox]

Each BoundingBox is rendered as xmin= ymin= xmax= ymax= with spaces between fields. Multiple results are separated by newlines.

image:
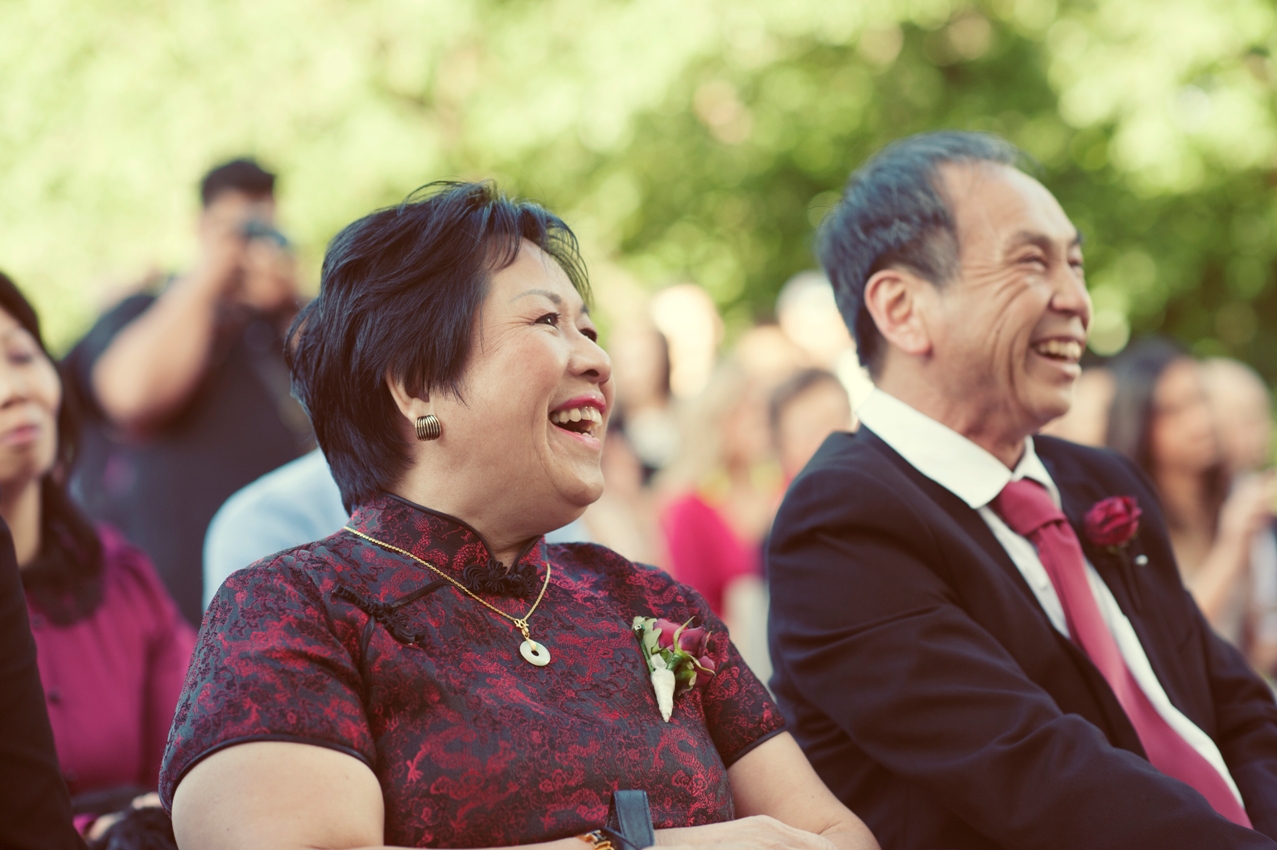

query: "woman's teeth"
xmin=1033 ymin=339 xmax=1083 ymax=361
xmin=550 ymin=406 xmax=602 ymax=431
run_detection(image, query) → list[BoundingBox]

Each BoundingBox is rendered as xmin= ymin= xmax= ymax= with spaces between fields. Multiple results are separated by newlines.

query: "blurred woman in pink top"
xmin=659 ymin=363 xmax=776 ymax=616
xmin=0 ymin=273 xmax=195 ymax=834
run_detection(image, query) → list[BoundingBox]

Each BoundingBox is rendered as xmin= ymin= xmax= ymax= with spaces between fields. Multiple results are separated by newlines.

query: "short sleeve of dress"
xmin=670 ymin=575 xmax=787 ymax=768
xmin=159 ymin=558 xmax=373 ymax=810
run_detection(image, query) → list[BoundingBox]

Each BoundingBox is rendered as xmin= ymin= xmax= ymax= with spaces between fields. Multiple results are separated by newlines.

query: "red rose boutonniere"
xmin=633 ymin=617 xmax=716 ymax=722
xmin=1083 ymin=496 xmax=1146 ymax=565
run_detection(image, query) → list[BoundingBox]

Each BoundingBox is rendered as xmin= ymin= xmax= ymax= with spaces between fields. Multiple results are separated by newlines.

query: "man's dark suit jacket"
xmin=0 ymin=516 xmax=83 ymax=849
xmin=768 ymin=429 xmax=1277 ymax=850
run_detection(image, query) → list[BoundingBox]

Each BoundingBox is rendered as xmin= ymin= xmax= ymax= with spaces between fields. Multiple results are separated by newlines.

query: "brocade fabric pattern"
xmin=160 ymin=494 xmax=785 ymax=847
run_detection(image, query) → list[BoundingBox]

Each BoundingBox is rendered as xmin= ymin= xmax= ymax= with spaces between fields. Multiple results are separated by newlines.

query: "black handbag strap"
xmin=606 ymin=790 xmax=655 ymax=850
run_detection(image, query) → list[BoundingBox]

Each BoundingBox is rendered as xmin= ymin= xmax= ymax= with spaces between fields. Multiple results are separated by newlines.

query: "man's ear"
xmin=384 ymin=370 xmax=430 ymax=423
xmin=862 ymin=267 xmax=934 ymax=359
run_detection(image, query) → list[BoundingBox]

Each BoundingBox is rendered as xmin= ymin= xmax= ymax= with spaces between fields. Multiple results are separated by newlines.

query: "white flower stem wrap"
xmin=632 ymin=616 xmax=715 ymax=723
xmin=650 ymin=655 xmax=676 ymax=721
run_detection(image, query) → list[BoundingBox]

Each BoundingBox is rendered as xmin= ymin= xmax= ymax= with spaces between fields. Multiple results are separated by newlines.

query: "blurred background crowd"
xmin=8 ymin=0 xmax=1277 ymax=842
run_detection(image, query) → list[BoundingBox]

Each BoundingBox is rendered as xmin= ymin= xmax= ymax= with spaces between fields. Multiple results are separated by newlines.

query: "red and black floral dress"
xmin=160 ymin=493 xmax=786 ymax=847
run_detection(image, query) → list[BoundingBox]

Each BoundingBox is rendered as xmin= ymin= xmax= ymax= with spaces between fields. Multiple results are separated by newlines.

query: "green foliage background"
xmin=4 ymin=0 xmax=1277 ymax=373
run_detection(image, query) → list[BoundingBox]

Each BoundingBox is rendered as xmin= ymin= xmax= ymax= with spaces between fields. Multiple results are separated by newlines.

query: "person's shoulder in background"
xmin=96 ymin=523 xmax=195 ymax=640
xmin=545 ymin=516 xmax=591 ymax=544
xmin=203 ymin=449 xmax=347 ymax=609
xmin=61 ymin=291 xmax=159 ymax=411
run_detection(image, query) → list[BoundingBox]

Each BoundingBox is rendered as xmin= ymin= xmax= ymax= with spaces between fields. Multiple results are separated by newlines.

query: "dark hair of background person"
xmin=0 ymin=272 xmax=104 ymax=625
xmin=286 ymin=180 xmax=590 ymax=511
xmin=643 ymin=325 xmax=674 ymax=403
xmin=768 ymin=367 xmax=844 ymax=443
xmin=199 ymin=157 xmax=276 ymax=207
xmin=648 ymin=328 xmax=673 ymax=403
xmin=1106 ymin=335 xmax=1229 ymax=531
xmin=816 ymin=131 xmax=1023 ymax=376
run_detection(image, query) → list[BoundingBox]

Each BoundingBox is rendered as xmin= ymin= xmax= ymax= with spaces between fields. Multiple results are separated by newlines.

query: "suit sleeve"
xmin=768 ymin=464 xmax=1276 ymax=850
xmin=1198 ymin=599 xmax=1277 ymax=836
xmin=0 ymin=519 xmax=84 ymax=850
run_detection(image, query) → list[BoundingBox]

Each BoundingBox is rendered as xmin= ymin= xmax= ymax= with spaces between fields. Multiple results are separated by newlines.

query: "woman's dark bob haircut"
xmin=287 ymin=181 xmax=590 ymax=511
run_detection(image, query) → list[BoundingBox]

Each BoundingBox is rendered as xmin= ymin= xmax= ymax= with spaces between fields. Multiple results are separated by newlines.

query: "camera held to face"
xmin=240 ymin=218 xmax=290 ymax=250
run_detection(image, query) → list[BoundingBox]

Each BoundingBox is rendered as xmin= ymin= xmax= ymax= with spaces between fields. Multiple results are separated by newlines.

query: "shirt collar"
xmin=856 ymin=388 xmax=1061 ymax=509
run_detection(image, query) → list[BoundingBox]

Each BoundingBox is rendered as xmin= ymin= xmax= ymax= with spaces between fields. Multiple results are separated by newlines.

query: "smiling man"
xmin=767 ymin=132 xmax=1277 ymax=850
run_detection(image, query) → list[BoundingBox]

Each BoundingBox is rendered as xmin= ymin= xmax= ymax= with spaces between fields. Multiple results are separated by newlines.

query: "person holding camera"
xmin=65 ymin=158 xmax=313 ymax=626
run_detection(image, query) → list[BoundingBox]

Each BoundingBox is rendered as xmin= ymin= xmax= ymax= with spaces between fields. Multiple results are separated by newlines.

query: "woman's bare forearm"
xmin=809 ymin=820 xmax=880 ymax=850
xmin=175 ymin=739 xmax=880 ymax=850
xmin=325 ymin=840 xmax=587 ymax=850
xmin=656 ymin=815 xmax=878 ymax=850
xmin=723 ymin=734 xmax=880 ymax=850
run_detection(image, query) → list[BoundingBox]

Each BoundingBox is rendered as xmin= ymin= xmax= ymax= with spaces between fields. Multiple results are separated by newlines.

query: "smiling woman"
xmin=159 ymin=183 xmax=879 ymax=850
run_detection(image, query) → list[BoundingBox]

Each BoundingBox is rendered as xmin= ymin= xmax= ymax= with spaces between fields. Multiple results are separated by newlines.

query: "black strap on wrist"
xmin=605 ymin=790 xmax=655 ymax=850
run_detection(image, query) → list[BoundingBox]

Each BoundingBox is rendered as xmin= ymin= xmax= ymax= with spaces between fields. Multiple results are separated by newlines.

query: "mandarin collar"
xmin=347 ymin=493 xmax=548 ymax=576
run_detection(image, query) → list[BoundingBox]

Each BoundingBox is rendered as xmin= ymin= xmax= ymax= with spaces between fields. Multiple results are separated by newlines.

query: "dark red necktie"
xmin=992 ymin=478 xmax=1251 ymax=827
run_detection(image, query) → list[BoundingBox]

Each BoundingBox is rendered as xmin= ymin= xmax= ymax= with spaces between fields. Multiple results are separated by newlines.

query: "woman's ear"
xmin=384 ymin=370 xmax=430 ymax=423
xmin=862 ymin=267 xmax=934 ymax=359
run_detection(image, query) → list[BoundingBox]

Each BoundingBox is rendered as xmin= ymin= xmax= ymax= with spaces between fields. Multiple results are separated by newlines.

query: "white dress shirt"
xmin=856 ymin=388 xmax=1242 ymax=803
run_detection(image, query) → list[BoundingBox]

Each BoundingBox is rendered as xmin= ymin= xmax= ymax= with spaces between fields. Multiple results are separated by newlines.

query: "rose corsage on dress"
xmin=632 ymin=617 xmax=716 ymax=721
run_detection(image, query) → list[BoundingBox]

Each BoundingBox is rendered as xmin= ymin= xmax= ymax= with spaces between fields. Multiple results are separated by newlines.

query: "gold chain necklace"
xmin=343 ymin=526 xmax=553 ymax=667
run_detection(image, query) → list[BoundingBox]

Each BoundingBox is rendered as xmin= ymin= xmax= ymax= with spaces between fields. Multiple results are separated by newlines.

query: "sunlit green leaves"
xmin=3 ymin=0 xmax=1277 ymax=378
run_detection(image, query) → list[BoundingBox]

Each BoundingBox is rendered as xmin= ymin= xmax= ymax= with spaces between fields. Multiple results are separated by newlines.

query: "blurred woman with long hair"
xmin=657 ymin=360 xmax=780 ymax=677
xmin=1106 ymin=337 xmax=1274 ymax=641
xmin=0 ymin=272 xmax=195 ymax=837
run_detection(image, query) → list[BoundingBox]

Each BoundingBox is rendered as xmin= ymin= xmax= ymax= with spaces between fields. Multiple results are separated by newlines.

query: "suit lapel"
xmin=863 ymin=428 xmax=1150 ymax=752
xmin=1042 ymin=451 xmax=1147 ymax=624
xmin=1039 ymin=445 xmax=1189 ymax=724
xmin=859 ymin=428 xmax=1060 ymax=624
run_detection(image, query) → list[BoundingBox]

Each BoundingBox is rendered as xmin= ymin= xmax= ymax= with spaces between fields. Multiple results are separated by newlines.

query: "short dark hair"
xmin=768 ymin=368 xmax=845 ymax=441
xmin=287 ymin=181 xmax=590 ymax=511
xmin=0 ymin=271 xmax=104 ymax=625
xmin=200 ymin=157 xmax=276 ymax=207
xmin=816 ymin=131 xmax=1022 ymax=375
